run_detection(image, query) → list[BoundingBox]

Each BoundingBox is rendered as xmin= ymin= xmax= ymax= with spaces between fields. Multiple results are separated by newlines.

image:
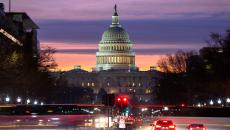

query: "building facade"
xmin=95 ymin=5 xmax=136 ymax=71
xmin=0 ymin=3 xmax=40 ymax=96
xmin=59 ymin=6 xmax=161 ymax=103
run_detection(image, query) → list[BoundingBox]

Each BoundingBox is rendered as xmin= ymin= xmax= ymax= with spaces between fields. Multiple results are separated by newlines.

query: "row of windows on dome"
xmin=97 ymin=56 xmax=135 ymax=64
xmin=99 ymin=45 xmax=132 ymax=51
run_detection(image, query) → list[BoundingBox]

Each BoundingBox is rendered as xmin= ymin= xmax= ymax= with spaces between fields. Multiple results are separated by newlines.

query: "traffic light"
xmin=116 ymin=96 xmax=128 ymax=109
xmin=102 ymin=94 xmax=115 ymax=106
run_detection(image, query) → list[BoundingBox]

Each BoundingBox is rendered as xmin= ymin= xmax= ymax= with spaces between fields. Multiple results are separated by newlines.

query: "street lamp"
xmin=163 ymin=107 xmax=169 ymax=111
xmin=226 ymin=98 xmax=230 ymax=103
xmin=5 ymin=96 xmax=10 ymax=103
xmin=209 ymin=100 xmax=214 ymax=105
xmin=40 ymin=102 xmax=44 ymax=105
xmin=16 ymin=97 xmax=21 ymax=103
xmin=26 ymin=99 xmax=30 ymax=104
xmin=34 ymin=100 xmax=38 ymax=105
xmin=217 ymin=99 xmax=222 ymax=104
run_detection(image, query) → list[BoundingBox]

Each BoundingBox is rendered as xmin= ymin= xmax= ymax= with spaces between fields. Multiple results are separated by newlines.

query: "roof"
xmin=5 ymin=12 xmax=39 ymax=30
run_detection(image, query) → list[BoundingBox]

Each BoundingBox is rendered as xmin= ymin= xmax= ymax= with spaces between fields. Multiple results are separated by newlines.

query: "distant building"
xmin=0 ymin=3 xmax=40 ymax=95
xmin=58 ymin=5 xmax=161 ymax=103
xmin=0 ymin=3 xmax=39 ymax=54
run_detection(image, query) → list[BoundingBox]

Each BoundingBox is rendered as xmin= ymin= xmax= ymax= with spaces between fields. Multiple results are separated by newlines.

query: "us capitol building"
xmin=59 ymin=5 xmax=161 ymax=103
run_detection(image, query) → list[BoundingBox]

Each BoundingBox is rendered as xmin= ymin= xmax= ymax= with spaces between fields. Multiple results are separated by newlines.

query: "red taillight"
xmin=169 ymin=125 xmax=175 ymax=128
xmin=155 ymin=125 xmax=161 ymax=128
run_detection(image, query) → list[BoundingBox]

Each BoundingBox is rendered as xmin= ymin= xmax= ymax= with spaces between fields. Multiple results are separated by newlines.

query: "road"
xmin=0 ymin=116 xmax=229 ymax=130
xmin=138 ymin=116 xmax=230 ymax=130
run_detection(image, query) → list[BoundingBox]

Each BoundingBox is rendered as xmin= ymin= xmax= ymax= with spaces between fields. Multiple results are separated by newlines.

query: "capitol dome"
xmin=101 ymin=26 xmax=130 ymax=43
xmin=95 ymin=5 xmax=136 ymax=71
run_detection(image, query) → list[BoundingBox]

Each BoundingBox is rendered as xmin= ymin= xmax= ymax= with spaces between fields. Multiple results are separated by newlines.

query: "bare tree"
xmin=38 ymin=46 xmax=57 ymax=71
xmin=157 ymin=51 xmax=195 ymax=73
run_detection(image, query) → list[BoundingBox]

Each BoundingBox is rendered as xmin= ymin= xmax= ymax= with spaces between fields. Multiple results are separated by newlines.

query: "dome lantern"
xmin=112 ymin=4 xmax=120 ymax=26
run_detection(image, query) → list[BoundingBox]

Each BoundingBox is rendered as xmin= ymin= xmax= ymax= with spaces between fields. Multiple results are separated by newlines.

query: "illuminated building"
xmin=95 ymin=5 xmax=136 ymax=71
xmin=57 ymin=5 xmax=161 ymax=103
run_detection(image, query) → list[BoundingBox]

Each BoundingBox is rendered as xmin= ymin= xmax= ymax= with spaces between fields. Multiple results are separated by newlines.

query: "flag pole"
xmin=9 ymin=0 xmax=11 ymax=12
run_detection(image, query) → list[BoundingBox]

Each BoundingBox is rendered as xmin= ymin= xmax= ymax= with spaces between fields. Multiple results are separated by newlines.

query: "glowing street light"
xmin=141 ymin=108 xmax=145 ymax=112
xmin=163 ymin=107 xmax=169 ymax=111
xmin=26 ymin=99 xmax=30 ymax=104
xmin=226 ymin=98 xmax=230 ymax=103
xmin=217 ymin=99 xmax=222 ymax=104
xmin=209 ymin=100 xmax=214 ymax=105
xmin=197 ymin=103 xmax=201 ymax=107
xmin=34 ymin=100 xmax=38 ymax=105
xmin=40 ymin=102 xmax=44 ymax=105
xmin=17 ymin=97 xmax=21 ymax=103
xmin=5 ymin=96 xmax=10 ymax=102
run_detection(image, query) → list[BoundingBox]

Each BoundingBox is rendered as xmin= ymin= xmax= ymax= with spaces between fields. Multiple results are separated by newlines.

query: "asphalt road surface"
xmin=138 ymin=116 xmax=230 ymax=130
xmin=0 ymin=116 xmax=229 ymax=130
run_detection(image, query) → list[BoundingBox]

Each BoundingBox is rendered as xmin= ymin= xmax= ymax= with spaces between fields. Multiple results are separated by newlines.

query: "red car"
xmin=152 ymin=120 xmax=176 ymax=130
xmin=187 ymin=124 xmax=206 ymax=130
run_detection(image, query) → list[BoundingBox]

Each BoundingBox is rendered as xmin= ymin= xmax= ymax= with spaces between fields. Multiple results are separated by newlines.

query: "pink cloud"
xmin=41 ymin=41 xmax=202 ymax=71
xmin=54 ymin=53 xmax=162 ymax=71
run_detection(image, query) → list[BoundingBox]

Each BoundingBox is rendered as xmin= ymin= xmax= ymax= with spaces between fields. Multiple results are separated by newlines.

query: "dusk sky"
xmin=2 ymin=0 xmax=230 ymax=71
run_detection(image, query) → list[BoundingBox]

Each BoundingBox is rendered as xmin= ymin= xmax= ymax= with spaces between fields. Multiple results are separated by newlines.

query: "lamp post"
xmin=5 ymin=96 xmax=10 ymax=104
xmin=226 ymin=98 xmax=230 ymax=103
xmin=217 ymin=99 xmax=222 ymax=105
xmin=209 ymin=100 xmax=214 ymax=105
xmin=34 ymin=100 xmax=38 ymax=105
xmin=26 ymin=99 xmax=30 ymax=104
xmin=16 ymin=97 xmax=21 ymax=104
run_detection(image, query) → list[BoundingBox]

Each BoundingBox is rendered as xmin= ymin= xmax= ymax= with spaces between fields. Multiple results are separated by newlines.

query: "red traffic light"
xmin=117 ymin=97 xmax=121 ymax=102
xmin=116 ymin=96 xmax=128 ymax=104
xmin=123 ymin=97 xmax=127 ymax=102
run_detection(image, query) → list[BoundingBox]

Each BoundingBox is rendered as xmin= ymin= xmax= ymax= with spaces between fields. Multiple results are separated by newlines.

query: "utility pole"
xmin=9 ymin=0 xmax=11 ymax=12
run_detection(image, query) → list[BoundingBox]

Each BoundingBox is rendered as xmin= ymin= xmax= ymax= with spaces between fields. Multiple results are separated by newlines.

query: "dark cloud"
xmin=38 ymin=17 xmax=230 ymax=45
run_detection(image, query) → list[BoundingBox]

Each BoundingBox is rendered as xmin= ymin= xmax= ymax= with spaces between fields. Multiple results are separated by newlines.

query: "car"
xmin=187 ymin=124 xmax=206 ymax=130
xmin=151 ymin=120 xmax=176 ymax=130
